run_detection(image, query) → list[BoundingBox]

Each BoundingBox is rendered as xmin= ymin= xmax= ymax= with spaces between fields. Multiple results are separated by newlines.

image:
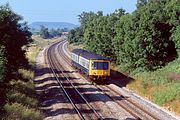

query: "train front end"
xmin=89 ymin=60 xmax=110 ymax=80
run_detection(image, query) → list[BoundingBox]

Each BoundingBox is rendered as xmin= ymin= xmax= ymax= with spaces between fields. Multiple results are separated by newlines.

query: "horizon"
xmin=0 ymin=0 xmax=137 ymax=25
xmin=29 ymin=21 xmax=77 ymax=25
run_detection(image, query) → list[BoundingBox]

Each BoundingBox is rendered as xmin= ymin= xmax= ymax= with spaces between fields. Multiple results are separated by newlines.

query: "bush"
xmin=172 ymin=25 xmax=180 ymax=56
xmin=4 ymin=102 xmax=43 ymax=120
xmin=134 ymin=57 xmax=180 ymax=88
xmin=18 ymin=69 xmax=34 ymax=80
xmin=10 ymin=80 xmax=36 ymax=98
xmin=6 ymin=90 xmax=37 ymax=108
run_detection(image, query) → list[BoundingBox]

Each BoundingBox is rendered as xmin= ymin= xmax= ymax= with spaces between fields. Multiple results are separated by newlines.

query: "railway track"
xmin=56 ymin=40 xmax=178 ymax=120
xmin=57 ymin=41 xmax=155 ymax=119
xmin=46 ymin=42 xmax=104 ymax=120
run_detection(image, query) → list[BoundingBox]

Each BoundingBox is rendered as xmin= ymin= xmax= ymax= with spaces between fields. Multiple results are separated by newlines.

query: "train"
xmin=71 ymin=49 xmax=110 ymax=81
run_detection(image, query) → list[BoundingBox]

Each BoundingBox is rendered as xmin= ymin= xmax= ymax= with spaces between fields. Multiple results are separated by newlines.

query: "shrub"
xmin=6 ymin=90 xmax=37 ymax=108
xmin=4 ymin=102 xmax=43 ymax=120
xmin=10 ymin=80 xmax=36 ymax=98
xmin=18 ymin=69 xmax=34 ymax=80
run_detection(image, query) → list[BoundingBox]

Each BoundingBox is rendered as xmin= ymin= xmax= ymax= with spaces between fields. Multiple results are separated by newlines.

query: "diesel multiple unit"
xmin=71 ymin=49 xmax=110 ymax=80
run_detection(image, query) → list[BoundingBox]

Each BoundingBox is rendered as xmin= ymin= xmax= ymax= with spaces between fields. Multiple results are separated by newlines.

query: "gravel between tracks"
xmin=34 ymin=46 xmax=80 ymax=120
xmin=64 ymin=41 xmax=180 ymax=120
xmin=34 ymin=41 xmax=180 ymax=120
xmin=56 ymin=41 xmax=137 ymax=119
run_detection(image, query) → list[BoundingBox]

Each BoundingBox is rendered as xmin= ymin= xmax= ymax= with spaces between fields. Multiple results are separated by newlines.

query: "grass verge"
xmin=69 ymin=43 xmax=180 ymax=115
xmin=128 ymin=57 xmax=180 ymax=115
xmin=2 ymin=36 xmax=62 ymax=119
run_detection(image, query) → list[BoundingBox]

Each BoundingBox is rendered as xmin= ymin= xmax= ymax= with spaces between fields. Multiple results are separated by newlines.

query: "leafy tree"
xmin=68 ymin=0 xmax=180 ymax=72
xmin=39 ymin=25 xmax=50 ymax=39
xmin=172 ymin=25 xmax=180 ymax=56
xmin=0 ymin=45 xmax=6 ymax=82
xmin=136 ymin=0 xmax=148 ymax=8
xmin=78 ymin=11 xmax=97 ymax=28
xmin=68 ymin=27 xmax=83 ymax=44
xmin=49 ymin=28 xmax=61 ymax=37
xmin=0 ymin=4 xmax=32 ymax=79
xmin=113 ymin=14 xmax=136 ymax=70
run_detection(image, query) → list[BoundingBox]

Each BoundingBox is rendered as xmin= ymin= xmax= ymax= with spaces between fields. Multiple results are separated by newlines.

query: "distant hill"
xmin=29 ymin=22 xmax=77 ymax=30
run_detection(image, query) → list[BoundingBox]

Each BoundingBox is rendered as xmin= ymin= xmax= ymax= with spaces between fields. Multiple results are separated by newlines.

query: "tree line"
xmin=39 ymin=26 xmax=68 ymax=39
xmin=68 ymin=0 xmax=180 ymax=72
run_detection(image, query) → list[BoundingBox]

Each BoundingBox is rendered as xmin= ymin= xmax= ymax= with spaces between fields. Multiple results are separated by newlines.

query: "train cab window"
xmin=98 ymin=62 xmax=104 ymax=70
xmin=92 ymin=62 xmax=98 ymax=70
xmin=92 ymin=62 xmax=108 ymax=70
xmin=103 ymin=62 xmax=109 ymax=70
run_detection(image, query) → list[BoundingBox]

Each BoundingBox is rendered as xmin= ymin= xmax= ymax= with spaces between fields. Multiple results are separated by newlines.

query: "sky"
xmin=0 ymin=0 xmax=137 ymax=25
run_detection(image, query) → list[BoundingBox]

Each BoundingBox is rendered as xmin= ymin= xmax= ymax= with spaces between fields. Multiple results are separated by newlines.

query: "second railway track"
xmin=55 ymin=40 xmax=178 ymax=120
xmin=46 ymin=42 xmax=104 ymax=120
xmin=56 ymin=41 xmax=156 ymax=120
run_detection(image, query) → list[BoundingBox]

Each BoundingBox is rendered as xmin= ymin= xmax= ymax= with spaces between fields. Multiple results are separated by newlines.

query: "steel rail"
xmin=46 ymin=43 xmax=85 ymax=120
xmin=58 ymin=40 xmax=162 ymax=120
xmin=57 ymin=41 xmax=143 ymax=119
xmin=47 ymin=42 xmax=104 ymax=120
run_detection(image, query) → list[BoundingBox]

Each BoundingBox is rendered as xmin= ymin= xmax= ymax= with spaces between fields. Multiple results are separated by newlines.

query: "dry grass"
xmin=26 ymin=35 xmax=63 ymax=65
xmin=18 ymin=69 xmax=34 ymax=80
xmin=2 ymin=36 xmax=63 ymax=119
xmin=4 ymin=102 xmax=43 ymax=120
xmin=127 ymin=57 xmax=180 ymax=115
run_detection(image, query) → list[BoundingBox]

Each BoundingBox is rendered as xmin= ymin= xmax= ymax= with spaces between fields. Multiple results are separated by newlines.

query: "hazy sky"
xmin=0 ymin=0 xmax=137 ymax=24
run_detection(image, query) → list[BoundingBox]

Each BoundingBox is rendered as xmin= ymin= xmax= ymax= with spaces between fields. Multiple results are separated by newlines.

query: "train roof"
xmin=72 ymin=49 xmax=108 ymax=60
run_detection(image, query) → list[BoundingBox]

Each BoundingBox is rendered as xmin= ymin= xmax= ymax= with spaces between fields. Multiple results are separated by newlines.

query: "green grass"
xmin=1 ymin=35 xmax=63 ymax=119
xmin=3 ymin=79 xmax=44 ymax=120
xmin=134 ymin=57 xmax=180 ymax=87
xmin=153 ymin=83 xmax=180 ymax=105
xmin=129 ymin=57 xmax=180 ymax=114
xmin=69 ymin=42 xmax=180 ymax=114
xmin=1 ymin=36 xmax=62 ymax=119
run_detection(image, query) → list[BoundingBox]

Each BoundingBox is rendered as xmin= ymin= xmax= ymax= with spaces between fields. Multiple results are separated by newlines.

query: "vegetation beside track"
xmin=67 ymin=0 xmax=180 ymax=115
xmin=69 ymin=42 xmax=180 ymax=115
xmin=128 ymin=58 xmax=180 ymax=114
xmin=0 ymin=4 xmax=44 ymax=119
xmin=2 ymin=35 xmax=62 ymax=119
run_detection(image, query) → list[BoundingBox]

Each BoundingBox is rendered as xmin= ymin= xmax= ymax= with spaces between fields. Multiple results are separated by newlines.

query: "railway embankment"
xmin=68 ymin=43 xmax=180 ymax=117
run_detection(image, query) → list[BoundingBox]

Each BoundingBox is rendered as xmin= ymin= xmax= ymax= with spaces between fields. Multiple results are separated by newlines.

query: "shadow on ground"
xmin=108 ymin=69 xmax=135 ymax=87
xmin=92 ymin=69 xmax=134 ymax=87
xmin=34 ymin=65 xmax=130 ymax=119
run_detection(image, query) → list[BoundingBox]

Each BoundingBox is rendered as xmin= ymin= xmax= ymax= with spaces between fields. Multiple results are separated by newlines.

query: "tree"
xmin=0 ymin=45 xmax=6 ymax=82
xmin=68 ymin=27 xmax=83 ymax=44
xmin=78 ymin=11 xmax=97 ymax=27
xmin=136 ymin=0 xmax=148 ymax=8
xmin=39 ymin=25 xmax=50 ymax=39
xmin=68 ymin=0 xmax=180 ymax=71
xmin=0 ymin=4 xmax=32 ymax=79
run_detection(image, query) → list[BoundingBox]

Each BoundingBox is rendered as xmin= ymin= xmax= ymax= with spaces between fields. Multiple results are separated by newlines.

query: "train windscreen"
xmin=92 ymin=62 xmax=108 ymax=70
